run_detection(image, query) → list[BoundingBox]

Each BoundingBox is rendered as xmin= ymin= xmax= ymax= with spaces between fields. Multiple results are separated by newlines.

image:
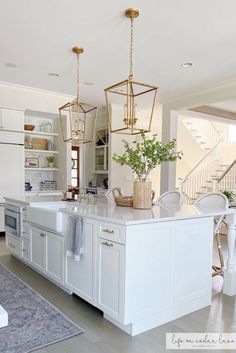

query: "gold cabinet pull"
xmin=102 ymin=241 xmax=113 ymax=247
xmin=102 ymin=228 xmax=114 ymax=234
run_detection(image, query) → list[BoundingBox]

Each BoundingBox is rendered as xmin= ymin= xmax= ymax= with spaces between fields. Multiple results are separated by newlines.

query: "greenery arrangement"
xmin=113 ymin=131 xmax=183 ymax=181
xmin=46 ymin=155 xmax=55 ymax=163
xmin=221 ymin=190 xmax=235 ymax=202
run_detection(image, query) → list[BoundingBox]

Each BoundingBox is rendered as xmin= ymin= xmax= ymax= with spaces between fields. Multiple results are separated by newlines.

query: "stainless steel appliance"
xmin=5 ymin=205 xmax=21 ymax=237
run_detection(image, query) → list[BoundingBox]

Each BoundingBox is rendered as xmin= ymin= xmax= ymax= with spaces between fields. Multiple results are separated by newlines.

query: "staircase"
xmin=180 ymin=117 xmax=230 ymax=203
xmin=216 ymin=159 xmax=236 ymax=193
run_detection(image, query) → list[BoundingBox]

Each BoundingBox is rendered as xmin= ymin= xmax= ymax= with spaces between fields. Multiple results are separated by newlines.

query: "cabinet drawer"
xmin=6 ymin=234 xmax=21 ymax=256
xmin=98 ymin=222 xmax=125 ymax=244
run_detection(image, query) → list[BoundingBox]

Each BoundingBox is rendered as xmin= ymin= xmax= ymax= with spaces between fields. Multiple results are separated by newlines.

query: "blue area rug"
xmin=0 ymin=264 xmax=84 ymax=353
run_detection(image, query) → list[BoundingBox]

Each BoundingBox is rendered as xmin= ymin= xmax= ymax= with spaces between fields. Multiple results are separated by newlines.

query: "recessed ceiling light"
xmin=4 ymin=62 xmax=17 ymax=68
xmin=83 ymin=81 xmax=94 ymax=86
xmin=48 ymin=72 xmax=59 ymax=77
xmin=180 ymin=62 xmax=193 ymax=68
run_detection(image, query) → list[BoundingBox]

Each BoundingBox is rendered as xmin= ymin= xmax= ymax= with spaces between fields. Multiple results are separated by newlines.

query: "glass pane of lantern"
xmin=105 ymin=80 xmax=157 ymax=134
xmin=82 ymin=105 xmax=97 ymax=143
xmin=105 ymin=81 xmax=128 ymax=133
xmin=132 ymin=84 xmax=157 ymax=132
xmin=59 ymin=108 xmax=71 ymax=142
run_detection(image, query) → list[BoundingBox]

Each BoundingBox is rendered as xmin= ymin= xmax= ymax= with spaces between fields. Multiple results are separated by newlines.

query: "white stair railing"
xmin=216 ymin=159 xmax=236 ymax=193
xmin=180 ymin=140 xmax=224 ymax=203
xmin=180 ymin=117 xmax=224 ymax=203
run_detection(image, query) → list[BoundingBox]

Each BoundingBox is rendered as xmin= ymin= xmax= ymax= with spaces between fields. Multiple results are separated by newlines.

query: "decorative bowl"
xmin=24 ymin=124 xmax=35 ymax=131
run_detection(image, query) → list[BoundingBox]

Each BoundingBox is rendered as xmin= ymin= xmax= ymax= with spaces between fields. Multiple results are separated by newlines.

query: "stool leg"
xmin=213 ymin=231 xmax=224 ymax=276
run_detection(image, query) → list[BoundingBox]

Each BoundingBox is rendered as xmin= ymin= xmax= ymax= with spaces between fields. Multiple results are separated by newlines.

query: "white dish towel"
xmin=66 ymin=215 xmax=84 ymax=261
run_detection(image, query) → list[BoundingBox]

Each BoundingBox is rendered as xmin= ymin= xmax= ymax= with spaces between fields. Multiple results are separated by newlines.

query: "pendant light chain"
xmin=129 ymin=17 xmax=134 ymax=80
xmin=76 ymin=53 xmax=80 ymax=101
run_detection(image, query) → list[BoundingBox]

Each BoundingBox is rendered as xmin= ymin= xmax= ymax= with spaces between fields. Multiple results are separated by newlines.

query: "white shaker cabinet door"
xmin=65 ymin=218 xmax=96 ymax=305
xmin=0 ymin=108 xmax=24 ymax=132
xmin=30 ymin=227 xmax=44 ymax=272
xmin=45 ymin=230 xmax=64 ymax=284
xmin=97 ymin=238 xmax=125 ymax=322
xmin=0 ymin=205 xmax=4 ymax=232
xmin=173 ymin=218 xmax=213 ymax=307
xmin=0 ymin=144 xmax=24 ymax=203
xmin=21 ymin=237 xmax=30 ymax=262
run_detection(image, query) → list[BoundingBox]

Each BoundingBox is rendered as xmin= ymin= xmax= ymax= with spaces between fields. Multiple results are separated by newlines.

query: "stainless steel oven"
xmin=5 ymin=204 xmax=21 ymax=237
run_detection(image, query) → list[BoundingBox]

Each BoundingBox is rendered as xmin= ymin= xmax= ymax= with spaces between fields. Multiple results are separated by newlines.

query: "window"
xmin=71 ymin=146 xmax=80 ymax=188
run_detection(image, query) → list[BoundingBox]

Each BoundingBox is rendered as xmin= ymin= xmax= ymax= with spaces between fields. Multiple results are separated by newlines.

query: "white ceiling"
xmin=1 ymin=0 xmax=236 ymax=106
xmin=210 ymin=99 xmax=236 ymax=113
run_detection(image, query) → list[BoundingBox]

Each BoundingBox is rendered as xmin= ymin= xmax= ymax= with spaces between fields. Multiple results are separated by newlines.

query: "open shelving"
xmin=25 ymin=167 xmax=58 ymax=171
xmin=24 ymin=130 xmax=58 ymax=137
xmin=24 ymin=149 xmax=58 ymax=154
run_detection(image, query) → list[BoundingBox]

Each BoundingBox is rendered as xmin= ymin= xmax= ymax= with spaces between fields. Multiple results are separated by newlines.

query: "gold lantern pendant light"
xmin=104 ymin=8 xmax=158 ymax=135
xmin=59 ymin=47 xmax=98 ymax=145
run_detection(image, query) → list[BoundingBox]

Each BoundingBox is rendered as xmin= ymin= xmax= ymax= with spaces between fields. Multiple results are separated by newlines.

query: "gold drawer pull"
xmin=102 ymin=228 xmax=114 ymax=234
xmin=102 ymin=241 xmax=113 ymax=247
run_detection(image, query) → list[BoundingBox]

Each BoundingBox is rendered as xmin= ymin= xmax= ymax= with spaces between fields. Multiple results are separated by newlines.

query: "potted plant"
xmin=113 ymin=131 xmax=183 ymax=209
xmin=221 ymin=190 xmax=235 ymax=203
xmin=46 ymin=155 xmax=55 ymax=168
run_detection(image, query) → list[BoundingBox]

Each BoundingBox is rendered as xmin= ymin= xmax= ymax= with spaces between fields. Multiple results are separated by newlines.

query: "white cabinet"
xmin=21 ymin=237 xmax=30 ymax=262
xmin=97 ymin=237 xmax=125 ymax=322
xmin=95 ymin=145 xmax=109 ymax=173
xmin=65 ymin=218 xmax=96 ymax=305
xmin=30 ymin=226 xmax=64 ymax=284
xmin=0 ymin=205 xmax=4 ymax=232
xmin=94 ymin=127 xmax=109 ymax=173
xmin=173 ymin=218 xmax=213 ymax=307
xmin=0 ymin=144 xmax=24 ymax=203
xmin=0 ymin=108 xmax=24 ymax=132
xmin=30 ymin=226 xmax=44 ymax=271
xmin=5 ymin=233 xmax=21 ymax=256
xmin=45 ymin=231 xmax=64 ymax=284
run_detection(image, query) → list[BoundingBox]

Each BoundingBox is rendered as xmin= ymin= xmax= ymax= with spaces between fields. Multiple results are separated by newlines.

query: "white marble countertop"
xmin=4 ymin=197 xmax=30 ymax=207
xmin=58 ymin=201 xmax=236 ymax=226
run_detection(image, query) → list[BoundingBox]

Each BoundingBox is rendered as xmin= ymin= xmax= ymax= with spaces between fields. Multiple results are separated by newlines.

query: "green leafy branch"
xmin=113 ymin=131 xmax=183 ymax=181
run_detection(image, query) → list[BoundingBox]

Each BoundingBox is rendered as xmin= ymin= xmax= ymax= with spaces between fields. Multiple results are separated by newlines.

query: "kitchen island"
xmin=5 ymin=199 xmax=236 ymax=335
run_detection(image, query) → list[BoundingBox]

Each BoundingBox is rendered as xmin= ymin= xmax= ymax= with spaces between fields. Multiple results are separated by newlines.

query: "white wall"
xmin=110 ymin=103 xmax=163 ymax=197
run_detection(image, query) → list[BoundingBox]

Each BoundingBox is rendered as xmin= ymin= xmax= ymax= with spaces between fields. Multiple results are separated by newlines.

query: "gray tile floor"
xmin=0 ymin=235 xmax=236 ymax=353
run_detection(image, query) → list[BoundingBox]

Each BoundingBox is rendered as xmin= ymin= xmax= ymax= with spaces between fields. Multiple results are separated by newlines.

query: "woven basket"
xmin=32 ymin=138 xmax=48 ymax=150
xmin=112 ymin=187 xmax=133 ymax=207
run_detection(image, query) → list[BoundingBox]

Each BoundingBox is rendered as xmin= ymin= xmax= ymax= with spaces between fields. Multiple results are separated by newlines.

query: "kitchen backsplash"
xmin=25 ymin=171 xmax=55 ymax=191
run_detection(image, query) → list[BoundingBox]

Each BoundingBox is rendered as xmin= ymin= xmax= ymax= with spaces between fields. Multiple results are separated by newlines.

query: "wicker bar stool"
xmin=194 ymin=192 xmax=229 ymax=277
